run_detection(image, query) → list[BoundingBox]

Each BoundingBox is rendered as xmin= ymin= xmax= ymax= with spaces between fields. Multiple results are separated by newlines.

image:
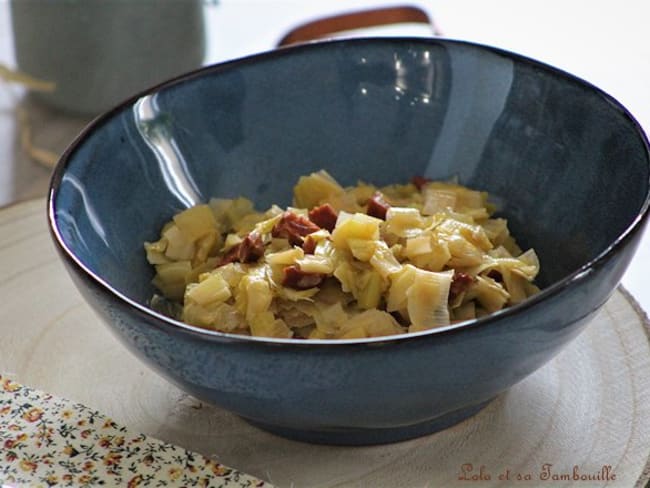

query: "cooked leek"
xmin=145 ymin=170 xmax=541 ymax=339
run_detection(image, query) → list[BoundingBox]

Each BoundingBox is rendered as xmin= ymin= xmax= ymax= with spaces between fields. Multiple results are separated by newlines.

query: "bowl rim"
xmin=47 ymin=36 xmax=650 ymax=348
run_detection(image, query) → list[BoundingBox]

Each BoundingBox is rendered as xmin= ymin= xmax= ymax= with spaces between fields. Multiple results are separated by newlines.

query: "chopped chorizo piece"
xmin=237 ymin=231 xmax=265 ymax=263
xmin=302 ymin=234 xmax=318 ymax=255
xmin=411 ymin=175 xmax=431 ymax=191
xmin=218 ymin=231 xmax=264 ymax=266
xmin=218 ymin=244 xmax=241 ymax=266
xmin=486 ymin=269 xmax=503 ymax=282
xmin=448 ymin=271 xmax=476 ymax=302
xmin=271 ymin=211 xmax=320 ymax=246
xmin=308 ymin=203 xmax=338 ymax=232
xmin=282 ymin=265 xmax=325 ymax=290
xmin=366 ymin=191 xmax=391 ymax=220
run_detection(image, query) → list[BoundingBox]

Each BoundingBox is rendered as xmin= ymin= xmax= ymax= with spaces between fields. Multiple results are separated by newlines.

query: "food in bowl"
xmin=145 ymin=170 xmax=540 ymax=338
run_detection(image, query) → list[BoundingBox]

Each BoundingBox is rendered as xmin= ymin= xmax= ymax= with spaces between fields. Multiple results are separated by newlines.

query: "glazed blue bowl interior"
xmin=53 ymin=39 xmax=649 ymax=299
xmin=49 ymin=38 xmax=650 ymax=445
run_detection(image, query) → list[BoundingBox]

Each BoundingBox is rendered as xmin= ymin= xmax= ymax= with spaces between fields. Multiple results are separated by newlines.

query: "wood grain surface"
xmin=1 ymin=199 xmax=650 ymax=487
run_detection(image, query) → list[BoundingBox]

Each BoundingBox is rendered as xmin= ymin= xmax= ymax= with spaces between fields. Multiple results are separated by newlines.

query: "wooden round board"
xmin=2 ymin=199 xmax=650 ymax=487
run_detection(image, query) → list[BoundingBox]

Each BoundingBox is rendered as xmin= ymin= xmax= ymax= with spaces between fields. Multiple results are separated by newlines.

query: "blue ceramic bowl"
xmin=48 ymin=38 xmax=650 ymax=445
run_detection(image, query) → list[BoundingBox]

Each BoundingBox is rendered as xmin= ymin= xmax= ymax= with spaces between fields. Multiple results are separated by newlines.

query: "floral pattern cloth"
xmin=0 ymin=376 xmax=270 ymax=487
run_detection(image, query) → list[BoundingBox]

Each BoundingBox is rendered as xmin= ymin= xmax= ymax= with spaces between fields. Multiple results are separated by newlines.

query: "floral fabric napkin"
xmin=0 ymin=376 xmax=270 ymax=487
